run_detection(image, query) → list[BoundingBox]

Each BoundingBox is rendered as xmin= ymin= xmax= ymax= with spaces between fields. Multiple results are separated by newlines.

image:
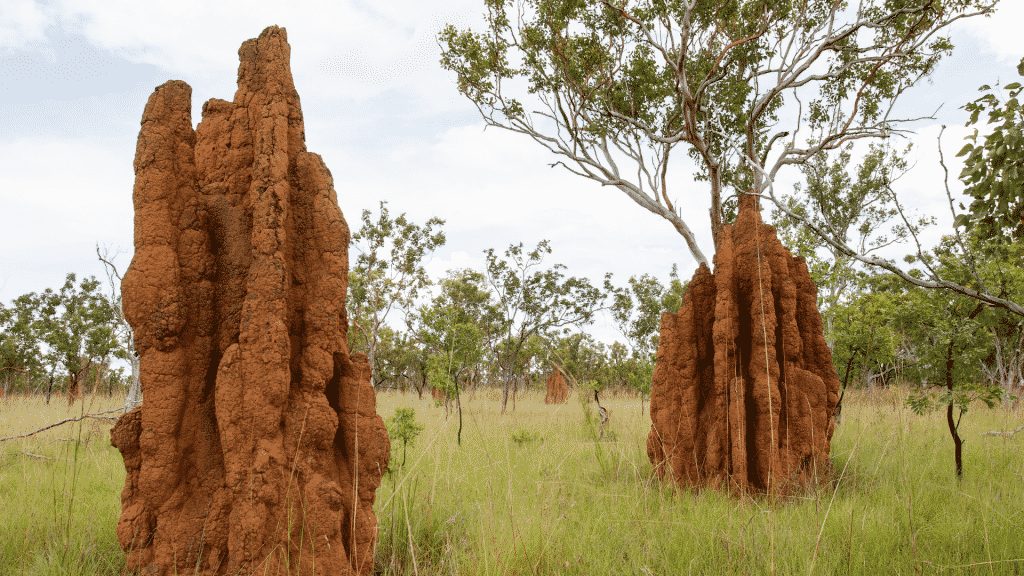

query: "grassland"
xmin=0 ymin=385 xmax=1021 ymax=575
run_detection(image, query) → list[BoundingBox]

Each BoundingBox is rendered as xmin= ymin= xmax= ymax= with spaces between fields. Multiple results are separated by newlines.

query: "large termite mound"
xmin=109 ymin=26 xmax=389 ymax=576
xmin=646 ymin=194 xmax=840 ymax=495
xmin=544 ymin=367 xmax=569 ymax=404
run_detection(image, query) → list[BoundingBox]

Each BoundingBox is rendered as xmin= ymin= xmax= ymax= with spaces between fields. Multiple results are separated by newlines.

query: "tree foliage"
xmin=439 ymin=0 xmax=994 ymax=264
xmin=0 ymin=294 xmax=44 ymax=394
xmin=546 ymin=331 xmax=610 ymax=389
xmin=34 ymin=274 xmax=125 ymax=404
xmin=608 ymin=265 xmax=686 ymax=405
xmin=610 ymin=264 xmax=686 ymax=357
xmin=828 ymin=290 xmax=899 ymax=421
xmin=413 ymin=269 xmax=501 ymax=441
xmin=771 ymin=142 xmax=932 ymax=342
xmin=385 ymin=407 xmax=425 ymax=472
xmin=349 ymin=201 xmax=446 ymax=387
xmin=957 ymin=57 xmax=1024 ymax=247
xmin=891 ymin=230 xmax=1018 ymax=478
xmin=483 ymin=240 xmax=608 ymax=412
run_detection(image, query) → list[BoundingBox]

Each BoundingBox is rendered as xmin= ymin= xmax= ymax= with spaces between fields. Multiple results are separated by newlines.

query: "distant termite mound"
xmin=544 ymin=366 xmax=569 ymax=404
xmin=647 ymin=194 xmax=840 ymax=495
xmin=109 ymin=26 xmax=389 ymax=576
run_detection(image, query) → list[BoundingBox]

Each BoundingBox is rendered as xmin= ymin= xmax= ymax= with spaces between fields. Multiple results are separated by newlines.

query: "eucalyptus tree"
xmin=827 ymin=287 xmax=899 ymax=423
xmin=34 ymin=273 xmax=125 ymax=405
xmin=771 ymin=143 xmax=931 ymax=345
xmin=348 ymin=201 xmax=446 ymax=387
xmin=971 ymin=237 xmax=1024 ymax=396
xmin=903 ymin=228 xmax=1024 ymax=399
xmin=412 ymin=268 xmax=502 ymax=442
xmin=366 ymin=325 xmax=423 ymax=392
xmin=483 ymin=240 xmax=608 ymax=413
xmin=385 ymin=408 xmax=425 ymax=472
xmin=546 ymin=331 xmax=609 ymax=389
xmin=438 ymin=0 xmax=1012 ymax=316
xmin=776 ymin=49 xmax=1024 ymax=316
xmin=610 ymin=264 xmax=686 ymax=355
xmin=0 ymin=294 xmax=44 ymax=395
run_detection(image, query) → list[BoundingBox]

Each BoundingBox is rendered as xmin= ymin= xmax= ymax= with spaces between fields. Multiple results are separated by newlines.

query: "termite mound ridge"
xmin=646 ymin=194 xmax=840 ymax=496
xmin=110 ymin=25 xmax=389 ymax=576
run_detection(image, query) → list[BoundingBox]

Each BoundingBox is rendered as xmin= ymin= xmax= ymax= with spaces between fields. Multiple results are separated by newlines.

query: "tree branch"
xmin=0 ymin=407 xmax=127 ymax=442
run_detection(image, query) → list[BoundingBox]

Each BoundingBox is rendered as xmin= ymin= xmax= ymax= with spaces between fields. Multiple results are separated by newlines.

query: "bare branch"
xmin=937 ymin=126 xmax=984 ymax=290
xmin=980 ymin=425 xmax=1024 ymax=437
xmin=0 ymin=407 xmax=126 ymax=443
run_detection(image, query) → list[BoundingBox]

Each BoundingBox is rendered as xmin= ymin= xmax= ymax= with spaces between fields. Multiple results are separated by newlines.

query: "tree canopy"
xmin=348 ymin=201 xmax=446 ymax=386
xmin=439 ymin=0 xmax=995 ymax=264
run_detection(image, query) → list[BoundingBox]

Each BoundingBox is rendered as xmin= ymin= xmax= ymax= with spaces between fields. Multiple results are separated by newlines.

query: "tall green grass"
xmin=0 ymin=393 xmax=126 ymax=575
xmin=1 ymin=385 xmax=1021 ymax=575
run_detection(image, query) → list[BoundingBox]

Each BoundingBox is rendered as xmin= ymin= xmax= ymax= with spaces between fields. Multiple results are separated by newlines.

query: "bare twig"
xmin=980 ymin=425 xmax=1024 ymax=437
xmin=0 ymin=407 xmax=127 ymax=442
xmin=18 ymin=450 xmax=73 ymax=461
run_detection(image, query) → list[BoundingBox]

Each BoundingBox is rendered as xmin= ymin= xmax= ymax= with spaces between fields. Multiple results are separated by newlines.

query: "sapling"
xmin=385 ymin=408 xmax=425 ymax=472
xmin=908 ymin=381 xmax=1011 ymax=480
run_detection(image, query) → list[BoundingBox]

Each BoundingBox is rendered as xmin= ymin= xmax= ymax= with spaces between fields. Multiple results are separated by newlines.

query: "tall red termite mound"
xmin=109 ymin=26 xmax=389 ymax=576
xmin=647 ymin=194 xmax=840 ymax=495
xmin=544 ymin=367 xmax=569 ymax=404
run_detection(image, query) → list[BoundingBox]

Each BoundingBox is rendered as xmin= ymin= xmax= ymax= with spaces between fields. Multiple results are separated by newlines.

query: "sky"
xmin=1 ymin=0 xmax=1022 ymax=349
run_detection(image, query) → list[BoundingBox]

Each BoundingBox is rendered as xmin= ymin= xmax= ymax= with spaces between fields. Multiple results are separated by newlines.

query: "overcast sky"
xmin=1 ymin=0 xmax=1022 ymax=348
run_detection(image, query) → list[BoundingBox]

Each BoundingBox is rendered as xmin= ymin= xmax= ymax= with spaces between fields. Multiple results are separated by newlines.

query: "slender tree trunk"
xmin=834 ymin=351 xmax=861 ymax=426
xmin=500 ymin=358 xmax=513 ymax=415
xmin=94 ymin=362 xmax=106 ymax=396
xmin=67 ymin=371 xmax=80 ymax=406
xmin=125 ymin=352 xmax=142 ymax=410
xmin=709 ymin=165 xmax=723 ymax=251
xmin=368 ymin=334 xmax=377 ymax=389
xmin=511 ymin=373 xmax=519 ymax=412
xmin=945 ymin=339 xmax=964 ymax=479
xmin=456 ymin=369 xmax=464 ymax=446
xmin=947 ymin=400 xmax=964 ymax=479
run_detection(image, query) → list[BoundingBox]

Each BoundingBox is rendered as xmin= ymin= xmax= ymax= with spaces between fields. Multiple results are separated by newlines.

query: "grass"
xmin=1 ymin=385 xmax=1022 ymax=575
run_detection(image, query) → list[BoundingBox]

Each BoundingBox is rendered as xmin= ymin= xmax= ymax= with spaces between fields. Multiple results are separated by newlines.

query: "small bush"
xmin=385 ymin=407 xmax=425 ymax=472
xmin=510 ymin=428 xmax=541 ymax=445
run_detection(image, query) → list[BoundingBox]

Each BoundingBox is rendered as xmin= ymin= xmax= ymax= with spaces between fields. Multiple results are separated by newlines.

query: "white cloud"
xmin=0 ymin=0 xmax=52 ymax=51
xmin=961 ymin=1 xmax=1024 ymax=65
